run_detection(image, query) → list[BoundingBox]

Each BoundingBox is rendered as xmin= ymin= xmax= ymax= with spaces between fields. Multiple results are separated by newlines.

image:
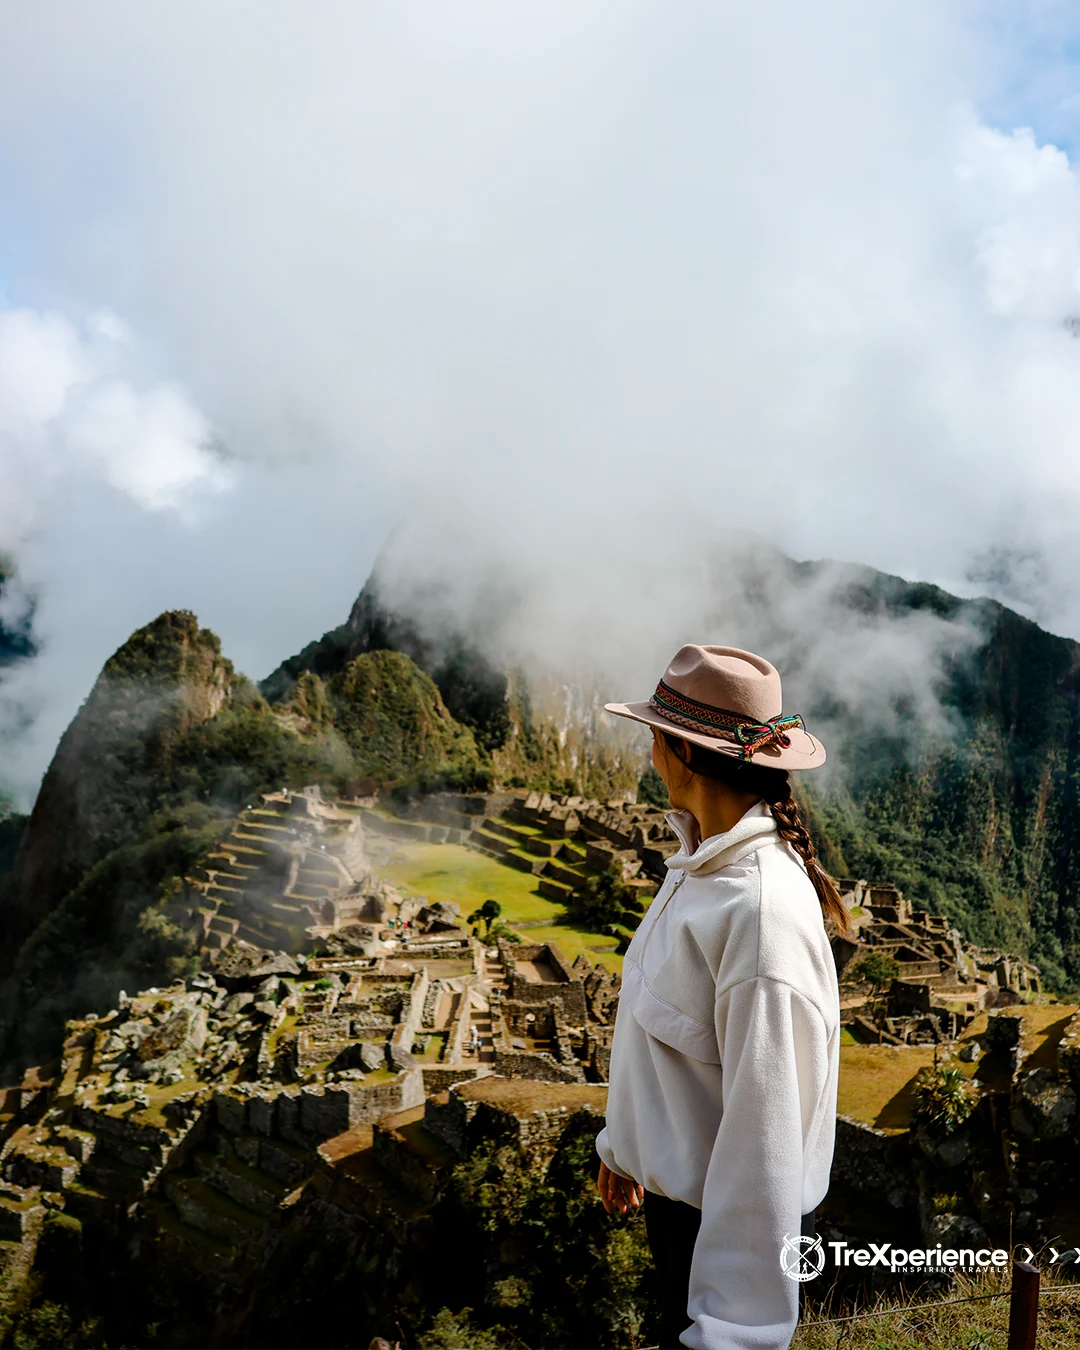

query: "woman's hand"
xmin=597 ymin=1161 xmax=644 ymax=1215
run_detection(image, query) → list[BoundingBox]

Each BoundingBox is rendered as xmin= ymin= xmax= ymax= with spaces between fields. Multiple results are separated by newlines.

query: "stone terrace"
xmin=180 ymin=786 xmax=395 ymax=957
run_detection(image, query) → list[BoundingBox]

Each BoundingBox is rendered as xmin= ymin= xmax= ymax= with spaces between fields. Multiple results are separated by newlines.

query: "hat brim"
xmin=604 ymin=700 xmax=827 ymax=770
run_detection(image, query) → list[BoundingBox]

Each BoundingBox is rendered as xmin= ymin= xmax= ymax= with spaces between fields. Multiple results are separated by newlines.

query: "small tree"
xmin=636 ymin=765 xmax=668 ymax=808
xmin=848 ymin=951 xmax=900 ymax=1043
xmin=580 ymin=866 xmax=633 ymax=934
xmin=468 ymin=899 xmax=503 ymax=934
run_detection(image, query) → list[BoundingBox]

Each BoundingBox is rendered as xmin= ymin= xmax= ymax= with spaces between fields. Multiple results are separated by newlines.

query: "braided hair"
xmin=660 ymin=730 xmax=853 ymax=940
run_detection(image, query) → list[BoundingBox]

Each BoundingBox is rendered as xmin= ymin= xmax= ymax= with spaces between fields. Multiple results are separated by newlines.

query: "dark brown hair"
xmin=660 ymin=730 xmax=853 ymax=940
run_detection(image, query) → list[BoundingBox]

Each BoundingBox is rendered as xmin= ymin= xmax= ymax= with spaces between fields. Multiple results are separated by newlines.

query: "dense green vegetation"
xmin=0 ymin=812 xmax=25 ymax=877
xmin=0 ymin=804 xmax=216 ymax=1074
xmin=743 ymin=560 xmax=1080 ymax=997
xmin=261 ymin=572 xmax=512 ymax=753
xmin=426 ymin=1116 xmax=656 ymax=1349
xmin=326 ymin=650 xmax=489 ymax=789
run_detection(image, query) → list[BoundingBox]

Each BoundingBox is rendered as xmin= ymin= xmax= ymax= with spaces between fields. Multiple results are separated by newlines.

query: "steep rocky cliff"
xmin=799 ymin=572 xmax=1080 ymax=993
xmin=4 ymin=613 xmax=237 ymax=959
xmin=262 ymin=573 xmax=645 ymax=800
xmin=262 ymin=571 xmax=514 ymax=753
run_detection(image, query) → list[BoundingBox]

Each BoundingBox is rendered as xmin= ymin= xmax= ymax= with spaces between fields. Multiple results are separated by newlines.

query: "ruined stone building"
xmin=830 ymin=881 xmax=1043 ymax=1045
xmin=0 ymin=907 xmax=624 ymax=1281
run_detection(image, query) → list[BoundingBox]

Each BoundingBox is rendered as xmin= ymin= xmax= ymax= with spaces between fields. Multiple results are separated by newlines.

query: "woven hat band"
xmin=650 ymin=679 xmax=804 ymax=761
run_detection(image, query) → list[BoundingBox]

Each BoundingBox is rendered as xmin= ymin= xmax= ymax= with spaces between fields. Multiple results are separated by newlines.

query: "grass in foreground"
xmin=792 ymin=1257 xmax=1080 ymax=1349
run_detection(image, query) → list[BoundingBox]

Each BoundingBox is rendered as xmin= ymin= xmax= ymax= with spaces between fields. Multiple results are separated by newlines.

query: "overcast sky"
xmin=4 ymin=2 xmax=1080 ymax=803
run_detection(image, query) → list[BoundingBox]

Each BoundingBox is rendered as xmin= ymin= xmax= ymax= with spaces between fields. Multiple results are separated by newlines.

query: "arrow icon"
xmin=1049 ymin=1248 xmax=1060 ymax=1263
xmin=1020 ymin=1247 xmax=1035 ymax=1263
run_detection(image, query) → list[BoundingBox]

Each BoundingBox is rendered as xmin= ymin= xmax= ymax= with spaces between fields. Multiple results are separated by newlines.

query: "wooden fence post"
xmin=1008 ymin=1259 xmax=1040 ymax=1350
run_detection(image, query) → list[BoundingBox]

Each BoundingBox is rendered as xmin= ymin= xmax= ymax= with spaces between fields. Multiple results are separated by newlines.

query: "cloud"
xmin=2 ymin=3 xmax=1080 ymax=801
xmin=0 ymin=306 xmax=230 ymax=543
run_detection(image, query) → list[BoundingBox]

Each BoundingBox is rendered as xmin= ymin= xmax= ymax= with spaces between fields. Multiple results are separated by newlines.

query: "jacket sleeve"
xmin=680 ymin=976 xmax=830 ymax=1350
xmin=594 ymin=1125 xmax=635 ymax=1181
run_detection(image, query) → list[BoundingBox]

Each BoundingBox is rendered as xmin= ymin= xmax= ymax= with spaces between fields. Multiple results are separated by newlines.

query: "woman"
xmin=594 ymin=644 xmax=850 ymax=1350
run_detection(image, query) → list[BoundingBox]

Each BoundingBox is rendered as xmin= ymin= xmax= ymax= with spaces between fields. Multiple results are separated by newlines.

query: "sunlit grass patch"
xmin=380 ymin=843 xmax=567 ymax=923
xmin=376 ymin=842 xmax=626 ymax=972
xmin=837 ymin=1043 xmax=942 ymax=1132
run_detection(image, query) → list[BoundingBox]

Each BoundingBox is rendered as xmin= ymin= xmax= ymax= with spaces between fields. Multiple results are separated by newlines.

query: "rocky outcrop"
xmin=3 ymin=611 xmax=236 ymax=959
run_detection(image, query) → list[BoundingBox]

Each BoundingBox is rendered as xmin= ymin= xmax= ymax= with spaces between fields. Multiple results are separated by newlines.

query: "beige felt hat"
xmin=605 ymin=643 xmax=826 ymax=770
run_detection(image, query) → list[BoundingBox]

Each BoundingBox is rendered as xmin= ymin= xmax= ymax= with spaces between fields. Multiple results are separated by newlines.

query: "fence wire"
xmin=802 ymin=1288 xmax=1009 ymax=1326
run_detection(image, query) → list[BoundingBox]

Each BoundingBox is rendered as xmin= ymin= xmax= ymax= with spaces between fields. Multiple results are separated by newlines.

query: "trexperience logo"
xmin=781 ymin=1237 xmax=1013 ymax=1281
xmin=780 ymin=1233 xmax=826 ymax=1282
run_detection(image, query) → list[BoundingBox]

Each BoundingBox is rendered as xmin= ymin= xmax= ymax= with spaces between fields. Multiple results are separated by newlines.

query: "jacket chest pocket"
xmin=621 ymin=957 xmax=721 ymax=1066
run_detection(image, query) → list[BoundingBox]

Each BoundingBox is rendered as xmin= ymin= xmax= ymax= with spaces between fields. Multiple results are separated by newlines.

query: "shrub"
xmin=417 ymin=1307 xmax=504 ymax=1349
xmin=913 ymin=1065 xmax=978 ymax=1135
xmin=487 ymin=921 xmax=521 ymax=944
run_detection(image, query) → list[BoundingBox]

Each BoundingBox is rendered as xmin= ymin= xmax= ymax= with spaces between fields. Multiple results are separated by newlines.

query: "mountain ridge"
xmin=4 ymin=548 xmax=1080 ymax=1076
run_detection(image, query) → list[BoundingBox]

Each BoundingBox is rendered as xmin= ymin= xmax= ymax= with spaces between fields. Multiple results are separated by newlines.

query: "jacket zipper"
xmin=637 ymin=869 xmax=688 ymax=963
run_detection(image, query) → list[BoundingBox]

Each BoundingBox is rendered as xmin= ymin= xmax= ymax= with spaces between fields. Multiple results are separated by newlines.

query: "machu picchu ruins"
xmin=2 ymin=777 xmax=1078 ymax=1345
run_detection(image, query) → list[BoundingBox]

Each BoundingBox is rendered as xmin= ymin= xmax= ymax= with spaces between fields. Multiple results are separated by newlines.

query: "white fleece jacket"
xmin=595 ymin=800 xmax=841 ymax=1350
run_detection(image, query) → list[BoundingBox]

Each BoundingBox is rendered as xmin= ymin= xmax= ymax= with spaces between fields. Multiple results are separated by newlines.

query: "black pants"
xmin=643 ymin=1189 xmax=816 ymax=1350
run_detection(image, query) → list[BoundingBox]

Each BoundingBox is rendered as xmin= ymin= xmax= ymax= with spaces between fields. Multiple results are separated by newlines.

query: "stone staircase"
xmin=184 ymin=791 xmax=376 ymax=956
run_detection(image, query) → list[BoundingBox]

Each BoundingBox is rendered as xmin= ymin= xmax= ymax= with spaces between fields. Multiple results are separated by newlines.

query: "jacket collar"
xmin=664 ymin=799 xmax=778 ymax=876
